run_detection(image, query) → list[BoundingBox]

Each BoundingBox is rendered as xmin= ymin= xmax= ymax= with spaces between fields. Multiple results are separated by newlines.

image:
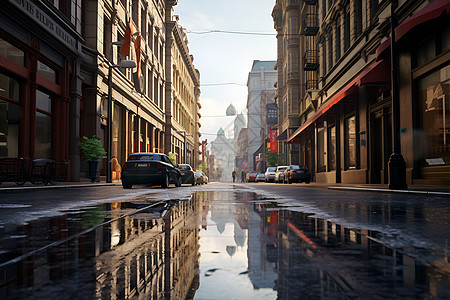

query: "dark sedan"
xmin=121 ymin=153 xmax=182 ymax=189
xmin=176 ymin=164 xmax=195 ymax=185
xmin=284 ymin=165 xmax=311 ymax=184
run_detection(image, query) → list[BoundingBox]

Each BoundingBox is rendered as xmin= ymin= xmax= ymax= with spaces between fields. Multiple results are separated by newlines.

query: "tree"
xmin=167 ymin=152 xmax=177 ymax=165
xmin=198 ymin=161 xmax=208 ymax=172
xmin=265 ymin=147 xmax=283 ymax=167
xmin=79 ymin=136 xmax=107 ymax=162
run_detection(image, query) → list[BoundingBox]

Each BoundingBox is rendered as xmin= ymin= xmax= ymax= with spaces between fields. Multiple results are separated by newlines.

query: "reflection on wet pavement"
xmin=0 ymin=191 xmax=449 ymax=299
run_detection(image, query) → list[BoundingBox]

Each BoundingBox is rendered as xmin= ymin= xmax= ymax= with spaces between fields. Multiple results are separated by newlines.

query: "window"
xmin=417 ymin=67 xmax=450 ymax=165
xmin=0 ymin=38 xmax=24 ymax=66
xmin=354 ymin=1 xmax=362 ymax=37
xmin=344 ymin=4 xmax=350 ymax=52
xmin=0 ymin=73 xmax=20 ymax=157
xmin=335 ymin=17 xmax=341 ymax=61
xmin=37 ymin=61 xmax=57 ymax=83
xmin=370 ymin=0 xmax=379 ymax=23
xmin=328 ymin=36 xmax=333 ymax=71
xmin=148 ymin=68 xmax=153 ymax=99
xmin=154 ymin=76 xmax=158 ymax=104
xmin=35 ymin=90 xmax=52 ymax=158
xmin=328 ymin=125 xmax=336 ymax=171
xmin=103 ymin=17 xmax=112 ymax=60
xmin=317 ymin=127 xmax=326 ymax=172
xmin=345 ymin=116 xmax=356 ymax=169
xmin=148 ymin=23 xmax=153 ymax=51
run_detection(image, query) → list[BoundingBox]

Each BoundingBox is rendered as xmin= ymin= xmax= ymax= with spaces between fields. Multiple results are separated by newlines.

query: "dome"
xmin=226 ymin=104 xmax=236 ymax=116
xmin=234 ymin=113 xmax=245 ymax=125
xmin=217 ymin=127 xmax=225 ymax=135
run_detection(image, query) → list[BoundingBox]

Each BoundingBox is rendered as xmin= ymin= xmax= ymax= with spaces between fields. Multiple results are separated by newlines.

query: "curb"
xmin=0 ymin=183 xmax=120 ymax=193
xmin=328 ymin=186 xmax=450 ymax=197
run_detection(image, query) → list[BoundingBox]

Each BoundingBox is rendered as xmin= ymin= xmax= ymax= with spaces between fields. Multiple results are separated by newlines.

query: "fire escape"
xmin=301 ymin=0 xmax=319 ymax=91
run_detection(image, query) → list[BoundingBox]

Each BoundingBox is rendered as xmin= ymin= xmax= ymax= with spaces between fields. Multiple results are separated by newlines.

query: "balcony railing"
xmin=304 ymin=50 xmax=319 ymax=71
xmin=302 ymin=13 xmax=319 ymax=36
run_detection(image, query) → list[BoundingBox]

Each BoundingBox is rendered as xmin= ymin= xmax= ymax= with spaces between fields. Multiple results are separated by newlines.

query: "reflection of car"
xmin=265 ymin=167 xmax=277 ymax=182
xmin=121 ymin=153 xmax=182 ymax=189
xmin=194 ymin=171 xmax=205 ymax=185
xmin=256 ymin=173 xmax=265 ymax=182
xmin=284 ymin=165 xmax=311 ymax=184
xmin=274 ymin=166 xmax=288 ymax=183
xmin=247 ymin=171 xmax=258 ymax=182
xmin=176 ymin=164 xmax=195 ymax=185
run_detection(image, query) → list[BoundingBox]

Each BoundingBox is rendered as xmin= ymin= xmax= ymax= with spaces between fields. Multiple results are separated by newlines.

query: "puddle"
xmin=0 ymin=191 xmax=448 ymax=299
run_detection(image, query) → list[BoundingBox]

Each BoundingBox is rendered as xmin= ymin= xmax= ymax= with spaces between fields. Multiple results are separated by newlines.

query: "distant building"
xmin=246 ymin=60 xmax=277 ymax=171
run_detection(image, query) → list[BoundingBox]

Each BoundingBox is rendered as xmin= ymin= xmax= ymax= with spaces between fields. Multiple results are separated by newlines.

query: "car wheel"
xmin=161 ymin=172 xmax=169 ymax=188
xmin=305 ymin=180 xmax=310 ymax=184
xmin=175 ymin=175 xmax=182 ymax=187
xmin=122 ymin=181 xmax=132 ymax=189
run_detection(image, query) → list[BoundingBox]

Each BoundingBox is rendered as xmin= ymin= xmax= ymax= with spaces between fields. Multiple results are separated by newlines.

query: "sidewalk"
xmin=1 ymin=179 xmax=449 ymax=196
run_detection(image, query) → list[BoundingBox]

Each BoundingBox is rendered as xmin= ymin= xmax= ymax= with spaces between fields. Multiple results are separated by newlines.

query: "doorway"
xmin=369 ymin=109 xmax=392 ymax=184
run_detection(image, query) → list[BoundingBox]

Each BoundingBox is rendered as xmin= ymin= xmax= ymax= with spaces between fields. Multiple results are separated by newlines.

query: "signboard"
xmin=266 ymin=103 xmax=278 ymax=125
xmin=270 ymin=129 xmax=278 ymax=153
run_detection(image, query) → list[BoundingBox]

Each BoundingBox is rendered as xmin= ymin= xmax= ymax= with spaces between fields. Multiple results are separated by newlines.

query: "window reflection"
xmin=35 ymin=90 xmax=52 ymax=158
xmin=0 ymin=38 xmax=24 ymax=66
xmin=37 ymin=61 xmax=57 ymax=83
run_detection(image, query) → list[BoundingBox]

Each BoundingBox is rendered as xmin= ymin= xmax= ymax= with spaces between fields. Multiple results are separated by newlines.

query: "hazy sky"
xmin=173 ymin=1 xmax=277 ymax=143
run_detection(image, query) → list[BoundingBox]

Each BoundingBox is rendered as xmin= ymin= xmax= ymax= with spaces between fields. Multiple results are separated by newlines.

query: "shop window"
xmin=0 ymin=38 xmax=24 ymax=66
xmin=35 ymin=90 xmax=52 ymax=158
xmin=0 ymin=73 xmax=20 ymax=102
xmin=0 ymin=99 xmax=20 ymax=157
xmin=328 ymin=125 xmax=336 ymax=171
xmin=317 ymin=127 xmax=326 ymax=172
xmin=37 ymin=61 xmax=57 ymax=83
xmin=417 ymin=67 xmax=450 ymax=166
xmin=345 ymin=116 xmax=356 ymax=169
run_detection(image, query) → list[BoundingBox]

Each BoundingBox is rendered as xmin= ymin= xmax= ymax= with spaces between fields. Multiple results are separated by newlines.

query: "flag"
xmin=120 ymin=22 xmax=135 ymax=57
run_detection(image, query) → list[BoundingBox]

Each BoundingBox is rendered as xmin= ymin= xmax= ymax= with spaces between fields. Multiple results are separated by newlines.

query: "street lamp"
xmin=106 ymin=59 xmax=137 ymax=183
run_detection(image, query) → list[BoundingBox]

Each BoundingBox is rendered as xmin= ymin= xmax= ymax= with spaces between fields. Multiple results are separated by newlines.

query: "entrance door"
xmin=370 ymin=109 xmax=392 ymax=184
xmin=370 ymin=111 xmax=383 ymax=183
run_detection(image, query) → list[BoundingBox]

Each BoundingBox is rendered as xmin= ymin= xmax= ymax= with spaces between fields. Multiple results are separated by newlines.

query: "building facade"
xmin=278 ymin=0 xmax=449 ymax=186
xmin=246 ymin=60 xmax=277 ymax=171
xmin=0 ymin=0 xmax=201 ymax=182
xmin=164 ymin=18 xmax=200 ymax=167
xmin=1 ymin=0 xmax=83 ymax=177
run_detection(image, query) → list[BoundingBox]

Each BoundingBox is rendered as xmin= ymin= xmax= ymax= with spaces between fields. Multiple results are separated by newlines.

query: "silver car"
xmin=264 ymin=167 xmax=277 ymax=182
xmin=274 ymin=166 xmax=288 ymax=183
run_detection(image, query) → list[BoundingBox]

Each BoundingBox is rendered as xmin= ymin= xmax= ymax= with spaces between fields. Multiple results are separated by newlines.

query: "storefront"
xmin=1 ymin=0 xmax=82 ymax=179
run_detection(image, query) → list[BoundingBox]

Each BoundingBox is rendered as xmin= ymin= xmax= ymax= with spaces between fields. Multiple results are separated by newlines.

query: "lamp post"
xmin=388 ymin=1 xmax=407 ymax=190
xmin=106 ymin=59 xmax=137 ymax=183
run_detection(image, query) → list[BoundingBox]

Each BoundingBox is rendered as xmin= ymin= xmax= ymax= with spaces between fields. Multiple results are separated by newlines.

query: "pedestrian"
xmin=241 ymin=171 xmax=245 ymax=182
xmin=232 ymin=170 xmax=236 ymax=183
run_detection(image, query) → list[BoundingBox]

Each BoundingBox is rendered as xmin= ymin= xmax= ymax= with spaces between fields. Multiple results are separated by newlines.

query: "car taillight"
xmin=156 ymin=162 xmax=163 ymax=169
xmin=190 ymin=170 xmax=194 ymax=175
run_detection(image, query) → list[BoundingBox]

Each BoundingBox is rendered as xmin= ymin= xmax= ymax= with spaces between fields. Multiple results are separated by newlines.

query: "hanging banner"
xmin=270 ymin=129 xmax=278 ymax=153
xmin=266 ymin=103 xmax=278 ymax=125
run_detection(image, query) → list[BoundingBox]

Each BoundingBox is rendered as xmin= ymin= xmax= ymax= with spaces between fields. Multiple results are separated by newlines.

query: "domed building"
xmin=210 ymin=113 xmax=246 ymax=181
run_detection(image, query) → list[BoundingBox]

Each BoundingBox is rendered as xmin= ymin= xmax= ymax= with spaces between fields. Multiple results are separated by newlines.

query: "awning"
xmin=276 ymin=130 xmax=287 ymax=141
xmin=376 ymin=38 xmax=391 ymax=60
xmin=358 ymin=59 xmax=390 ymax=86
xmin=395 ymin=0 xmax=450 ymax=42
xmin=287 ymin=61 xmax=382 ymax=144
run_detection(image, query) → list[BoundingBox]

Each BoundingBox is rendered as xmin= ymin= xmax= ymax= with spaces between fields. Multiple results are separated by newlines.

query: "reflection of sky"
xmin=195 ymin=214 xmax=276 ymax=300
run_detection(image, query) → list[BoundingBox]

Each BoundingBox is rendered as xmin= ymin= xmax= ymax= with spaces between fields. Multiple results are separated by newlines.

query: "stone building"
xmin=246 ymin=60 xmax=277 ymax=171
xmin=164 ymin=19 xmax=201 ymax=167
xmin=275 ymin=0 xmax=449 ymax=186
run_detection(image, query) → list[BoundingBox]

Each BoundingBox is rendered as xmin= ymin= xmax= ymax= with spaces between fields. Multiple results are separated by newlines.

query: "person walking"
xmin=241 ymin=171 xmax=246 ymax=183
xmin=232 ymin=170 xmax=236 ymax=183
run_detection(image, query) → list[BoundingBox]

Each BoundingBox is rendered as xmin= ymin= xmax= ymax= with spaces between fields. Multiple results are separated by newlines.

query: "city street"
xmin=0 ymin=182 xmax=449 ymax=299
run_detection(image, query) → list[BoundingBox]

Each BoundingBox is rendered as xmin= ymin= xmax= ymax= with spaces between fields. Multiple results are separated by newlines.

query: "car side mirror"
xmin=174 ymin=164 xmax=179 ymax=168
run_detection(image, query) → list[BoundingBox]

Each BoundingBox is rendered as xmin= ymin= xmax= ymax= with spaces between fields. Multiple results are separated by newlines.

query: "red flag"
xmin=120 ymin=22 xmax=135 ymax=57
xmin=134 ymin=35 xmax=141 ymax=77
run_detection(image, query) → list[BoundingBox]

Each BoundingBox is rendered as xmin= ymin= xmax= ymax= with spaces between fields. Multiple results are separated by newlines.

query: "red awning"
xmin=358 ymin=59 xmax=390 ymax=86
xmin=395 ymin=0 xmax=450 ymax=42
xmin=376 ymin=38 xmax=391 ymax=60
xmin=287 ymin=61 xmax=382 ymax=144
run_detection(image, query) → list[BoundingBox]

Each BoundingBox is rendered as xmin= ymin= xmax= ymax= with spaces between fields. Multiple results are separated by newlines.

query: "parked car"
xmin=121 ymin=153 xmax=182 ymax=189
xmin=274 ymin=166 xmax=288 ymax=183
xmin=194 ymin=171 xmax=204 ymax=185
xmin=264 ymin=167 xmax=277 ymax=182
xmin=202 ymin=172 xmax=209 ymax=184
xmin=284 ymin=165 xmax=311 ymax=184
xmin=247 ymin=171 xmax=259 ymax=182
xmin=256 ymin=173 xmax=265 ymax=182
xmin=176 ymin=164 xmax=195 ymax=185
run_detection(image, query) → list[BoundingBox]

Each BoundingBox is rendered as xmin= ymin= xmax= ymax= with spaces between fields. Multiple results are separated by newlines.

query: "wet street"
xmin=0 ymin=182 xmax=449 ymax=299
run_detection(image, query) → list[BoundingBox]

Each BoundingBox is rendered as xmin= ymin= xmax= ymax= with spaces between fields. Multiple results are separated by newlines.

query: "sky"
xmin=173 ymin=0 xmax=277 ymax=144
